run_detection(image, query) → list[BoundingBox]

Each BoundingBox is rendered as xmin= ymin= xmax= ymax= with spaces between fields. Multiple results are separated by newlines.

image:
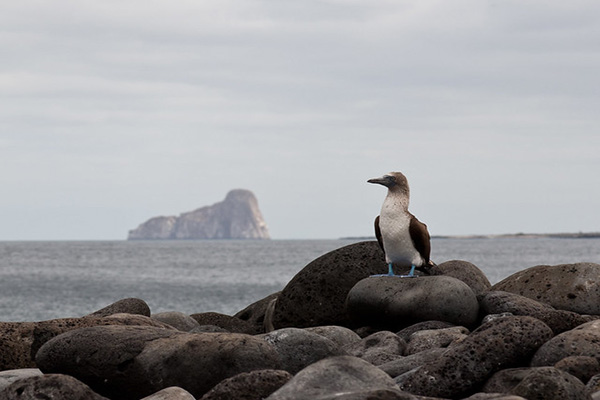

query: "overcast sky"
xmin=1 ymin=1 xmax=599 ymax=240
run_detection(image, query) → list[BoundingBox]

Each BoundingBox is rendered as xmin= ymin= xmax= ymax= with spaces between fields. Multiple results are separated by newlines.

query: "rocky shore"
xmin=1 ymin=241 xmax=600 ymax=399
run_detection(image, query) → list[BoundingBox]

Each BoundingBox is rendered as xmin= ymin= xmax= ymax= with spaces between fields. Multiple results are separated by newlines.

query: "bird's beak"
xmin=367 ymin=175 xmax=390 ymax=186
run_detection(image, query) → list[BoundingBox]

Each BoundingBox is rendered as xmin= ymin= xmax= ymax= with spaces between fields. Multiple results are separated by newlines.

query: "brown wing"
xmin=374 ymin=215 xmax=384 ymax=252
xmin=409 ymin=215 xmax=431 ymax=265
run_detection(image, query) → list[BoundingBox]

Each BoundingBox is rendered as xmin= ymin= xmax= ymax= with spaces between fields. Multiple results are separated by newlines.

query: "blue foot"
xmin=370 ymin=264 xmax=418 ymax=278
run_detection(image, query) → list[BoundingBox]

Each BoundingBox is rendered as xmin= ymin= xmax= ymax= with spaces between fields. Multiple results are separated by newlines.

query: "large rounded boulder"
xmin=36 ymin=325 xmax=280 ymax=399
xmin=346 ymin=275 xmax=479 ymax=330
xmin=492 ymin=262 xmax=600 ymax=314
xmin=271 ymin=241 xmax=386 ymax=329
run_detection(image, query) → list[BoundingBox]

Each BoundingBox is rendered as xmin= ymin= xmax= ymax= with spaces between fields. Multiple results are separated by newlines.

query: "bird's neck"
xmin=383 ymin=192 xmax=409 ymax=212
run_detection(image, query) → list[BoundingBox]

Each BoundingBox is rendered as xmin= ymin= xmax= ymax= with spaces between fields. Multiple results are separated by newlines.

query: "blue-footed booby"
xmin=368 ymin=172 xmax=433 ymax=277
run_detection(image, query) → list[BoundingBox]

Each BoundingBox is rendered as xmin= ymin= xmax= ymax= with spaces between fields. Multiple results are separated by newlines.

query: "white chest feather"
xmin=379 ymin=196 xmax=423 ymax=266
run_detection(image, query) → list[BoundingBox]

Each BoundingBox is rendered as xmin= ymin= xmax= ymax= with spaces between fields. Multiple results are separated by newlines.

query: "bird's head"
xmin=368 ymin=172 xmax=410 ymax=195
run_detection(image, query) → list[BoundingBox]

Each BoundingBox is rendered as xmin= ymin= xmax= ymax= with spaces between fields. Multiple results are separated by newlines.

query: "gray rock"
xmin=265 ymin=356 xmax=401 ymax=400
xmin=405 ymin=326 xmax=468 ymax=355
xmin=141 ymin=386 xmax=196 ymax=399
xmin=0 ymin=374 xmax=109 ymax=399
xmin=462 ymin=394 xmax=527 ymax=400
xmin=305 ymin=325 xmax=362 ymax=348
xmin=36 ymin=325 xmax=280 ymax=399
xmin=0 ymin=314 xmax=173 ymax=370
xmin=396 ymin=320 xmax=456 ymax=342
xmin=128 ymin=189 xmax=270 ymax=240
xmin=190 ymin=325 xmax=229 ymax=333
xmin=555 ymin=356 xmax=600 ymax=383
xmin=483 ymin=367 xmax=589 ymax=400
xmin=480 ymin=291 xmax=593 ymax=334
xmin=272 ymin=241 xmax=387 ymax=329
xmin=437 ymin=260 xmax=492 ymax=296
xmin=0 ymin=369 xmax=42 ymax=392
xmin=532 ymin=320 xmax=600 ymax=367
xmin=200 ymin=369 xmax=292 ymax=400
xmin=193 ymin=311 xmax=263 ymax=334
xmin=234 ymin=292 xmax=280 ymax=334
xmin=344 ymin=331 xmax=406 ymax=365
xmin=152 ymin=311 xmax=200 ymax=331
xmin=395 ymin=316 xmax=553 ymax=398
xmin=346 ymin=275 xmax=479 ymax=330
xmin=85 ymin=298 xmax=151 ymax=317
xmin=378 ymin=348 xmax=446 ymax=378
xmin=492 ymin=262 xmax=600 ymax=314
xmin=258 ymin=327 xmax=346 ymax=374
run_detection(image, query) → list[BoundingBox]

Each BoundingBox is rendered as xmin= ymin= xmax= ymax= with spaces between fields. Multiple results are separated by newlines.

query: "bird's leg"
xmin=387 ymin=263 xmax=394 ymax=276
xmin=408 ymin=265 xmax=416 ymax=277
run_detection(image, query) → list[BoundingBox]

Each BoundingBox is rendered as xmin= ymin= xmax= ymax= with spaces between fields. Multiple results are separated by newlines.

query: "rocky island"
xmin=127 ymin=189 xmax=270 ymax=240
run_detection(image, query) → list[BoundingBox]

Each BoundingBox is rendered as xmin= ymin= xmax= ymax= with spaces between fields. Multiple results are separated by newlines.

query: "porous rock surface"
xmin=264 ymin=356 xmax=403 ymax=400
xmin=0 ymin=373 xmax=110 ymax=400
xmin=492 ymin=262 xmax=600 ymax=314
xmin=36 ymin=325 xmax=280 ymax=399
xmin=437 ymin=259 xmax=492 ymax=296
xmin=395 ymin=316 xmax=553 ymax=398
xmin=200 ymin=369 xmax=292 ymax=400
xmin=531 ymin=320 xmax=600 ymax=367
xmin=480 ymin=290 xmax=593 ymax=334
xmin=258 ymin=327 xmax=346 ymax=374
xmin=271 ymin=241 xmax=386 ymax=329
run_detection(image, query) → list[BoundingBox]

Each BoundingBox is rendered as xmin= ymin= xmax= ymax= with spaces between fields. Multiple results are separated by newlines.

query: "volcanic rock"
xmin=0 ymin=374 xmax=109 ymax=400
xmin=271 ymin=241 xmax=386 ymax=329
xmin=492 ymin=262 xmax=600 ymax=314
xmin=480 ymin=290 xmax=592 ymax=334
xmin=346 ymin=275 xmax=479 ymax=330
xmin=141 ymin=386 xmax=196 ymax=400
xmin=0 ymin=368 xmax=42 ymax=392
xmin=437 ymin=259 xmax=492 ymax=296
xmin=265 ymin=356 xmax=403 ymax=400
xmin=344 ymin=331 xmax=406 ymax=365
xmin=258 ymin=327 xmax=346 ymax=374
xmin=304 ymin=325 xmax=362 ymax=348
xmin=36 ymin=325 xmax=280 ymax=399
xmin=191 ymin=311 xmax=259 ymax=334
xmin=404 ymin=326 xmax=469 ymax=355
xmin=378 ymin=348 xmax=447 ymax=378
xmin=85 ymin=297 xmax=151 ymax=317
xmin=152 ymin=311 xmax=200 ymax=331
xmin=483 ymin=367 xmax=589 ymax=400
xmin=128 ymin=189 xmax=270 ymax=240
xmin=200 ymin=369 xmax=292 ymax=400
xmin=531 ymin=320 xmax=600 ymax=367
xmin=395 ymin=316 xmax=553 ymax=398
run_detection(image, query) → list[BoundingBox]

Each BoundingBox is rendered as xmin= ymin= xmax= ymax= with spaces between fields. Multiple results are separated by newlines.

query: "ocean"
xmin=1 ymin=238 xmax=599 ymax=322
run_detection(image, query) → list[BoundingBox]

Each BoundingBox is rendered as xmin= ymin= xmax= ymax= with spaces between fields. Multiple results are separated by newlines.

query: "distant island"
xmin=341 ymin=232 xmax=600 ymax=240
xmin=128 ymin=189 xmax=270 ymax=240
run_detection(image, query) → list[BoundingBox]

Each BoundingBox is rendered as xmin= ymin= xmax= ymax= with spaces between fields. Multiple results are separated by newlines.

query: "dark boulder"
xmin=191 ymin=311 xmax=259 ymax=334
xmin=346 ymin=275 xmax=479 ymax=330
xmin=200 ymin=369 xmax=292 ymax=400
xmin=395 ymin=320 xmax=456 ymax=342
xmin=258 ymin=327 xmax=346 ymax=374
xmin=0 ymin=374 xmax=109 ymax=400
xmin=404 ymin=326 xmax=468 ymax=355
xmin=271 ymin=241 xmax=386 ymax=329
xmin=36 ymin=325 xmax=280 ymax=399
xmin=85 ymin=298 xmax=151 ymax=317
xmin=480 ymin=291 xmax=592 ymax=334
xmin=532 ymin=320 xmax=600 ymax=367
xmin=152 ymin=311 xmax=200 ymax=331
xmin=395 ymin=316 xmax=553 ymax=398
xmin=437 ymin=260 xmax=492 ymax=296
xmin=265 ymin=356 xmax=402 ymax=400
xmin=234 ymin=292 xmax=280 ymax=334
xmin=344 ymin=331 xmax=407 ymax=365
xmin=483 ymin=367 xmax=589 ymax=400
xmin=492 ymin=262 xmax=600 ymax=314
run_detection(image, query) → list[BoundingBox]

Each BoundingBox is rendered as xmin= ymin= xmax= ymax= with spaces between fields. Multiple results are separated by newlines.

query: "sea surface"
xmin=1 ymin=238 xmax=599 ymax=322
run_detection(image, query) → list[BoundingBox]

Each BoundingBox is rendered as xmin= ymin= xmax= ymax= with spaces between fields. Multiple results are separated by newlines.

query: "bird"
xmin=368 ymin=172 xmax=433 ymax=277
